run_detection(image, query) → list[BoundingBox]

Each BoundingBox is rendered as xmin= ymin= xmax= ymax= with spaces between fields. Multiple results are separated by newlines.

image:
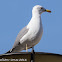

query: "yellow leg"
xmin=26 ymin=44 xmax=28 ymax=52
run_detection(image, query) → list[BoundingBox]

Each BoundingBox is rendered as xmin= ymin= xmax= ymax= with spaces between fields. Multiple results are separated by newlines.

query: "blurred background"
xmin=0 ymin=0 xmax=62 ymax=54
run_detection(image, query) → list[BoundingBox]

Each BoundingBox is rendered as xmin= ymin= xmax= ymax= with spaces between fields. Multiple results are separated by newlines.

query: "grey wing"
xmin=12 ymin=26 xmax=29 ymax=50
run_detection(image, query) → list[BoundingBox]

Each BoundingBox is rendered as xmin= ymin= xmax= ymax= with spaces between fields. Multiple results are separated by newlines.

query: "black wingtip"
xmin=5 ymin=50 xmax=11 ymax=54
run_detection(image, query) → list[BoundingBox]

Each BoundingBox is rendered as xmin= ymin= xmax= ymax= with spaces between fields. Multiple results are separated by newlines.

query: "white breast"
xmin=27 ymin=16 xmax=43 ymax=42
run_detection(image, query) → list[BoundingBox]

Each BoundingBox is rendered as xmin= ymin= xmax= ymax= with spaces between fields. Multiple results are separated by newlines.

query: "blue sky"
xmin=0 ymin=0 xmax=62 ymax=54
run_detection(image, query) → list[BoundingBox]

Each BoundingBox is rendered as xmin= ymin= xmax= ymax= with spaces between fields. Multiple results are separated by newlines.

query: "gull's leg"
xmin=32 ymin=47 xmax=35 ymax=53
xmin=30 ymin=47 xmax=35 ymax=62
xmin=26 ymin=44 xmax=28 ymax=52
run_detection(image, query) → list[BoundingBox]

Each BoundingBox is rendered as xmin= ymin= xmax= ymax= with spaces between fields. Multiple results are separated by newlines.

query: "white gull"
xmin=6 ymin=5 xmax=51 ymax=53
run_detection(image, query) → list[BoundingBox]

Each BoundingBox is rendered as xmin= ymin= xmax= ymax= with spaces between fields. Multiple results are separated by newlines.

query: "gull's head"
xmin=32 ymin=5 xmax=51 ymax=15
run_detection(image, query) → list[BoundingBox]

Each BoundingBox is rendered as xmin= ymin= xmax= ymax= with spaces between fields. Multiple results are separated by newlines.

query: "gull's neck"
xmin=32 ymin=10 xmax=41 ymax=18
xmin=32 ymin=13 xmax=41 ymax=23
xmin=27 ymin=12 xmax=42 ymax=28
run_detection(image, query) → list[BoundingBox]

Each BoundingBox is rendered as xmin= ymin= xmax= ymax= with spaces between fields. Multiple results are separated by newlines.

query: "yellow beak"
xmin=46 ymin=9 xmax=51 ymax=13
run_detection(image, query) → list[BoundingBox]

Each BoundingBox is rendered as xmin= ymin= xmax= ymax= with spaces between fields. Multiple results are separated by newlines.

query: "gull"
xmin=6 ymin=5 xmax=51 ymax=53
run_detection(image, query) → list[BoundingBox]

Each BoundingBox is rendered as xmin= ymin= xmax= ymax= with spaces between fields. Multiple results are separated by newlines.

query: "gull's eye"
xmin=41 ymin=7 xmax=43 ymax=9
